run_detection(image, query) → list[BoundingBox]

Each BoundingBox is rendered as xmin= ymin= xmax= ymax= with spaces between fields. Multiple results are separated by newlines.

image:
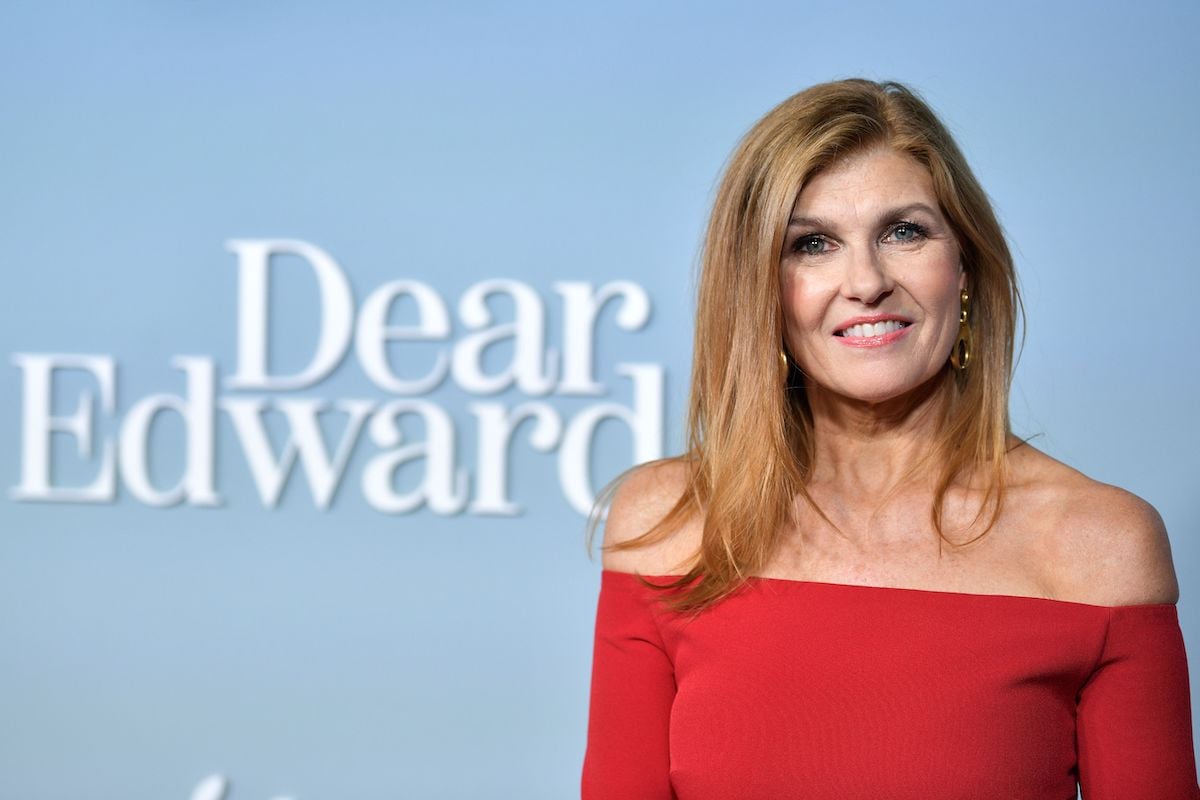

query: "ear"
xmin=958 ymin=266 xmax=967 ymax=292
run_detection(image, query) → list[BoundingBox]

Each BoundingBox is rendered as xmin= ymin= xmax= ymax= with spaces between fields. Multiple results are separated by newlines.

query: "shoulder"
xmin=600 ymin=458 xmax=703 ymax=576
xmin=1014 ymin=444 xmax=1180 ymax=606
xmin=1057 ymin=481 xmax=1180 ymax=606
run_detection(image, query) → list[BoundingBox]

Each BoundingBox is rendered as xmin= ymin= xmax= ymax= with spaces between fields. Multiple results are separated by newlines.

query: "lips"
xmin=835 ymin=321 xmax=914 ymax=348
xmin=836 ymin=320 xmax=912 ymax=338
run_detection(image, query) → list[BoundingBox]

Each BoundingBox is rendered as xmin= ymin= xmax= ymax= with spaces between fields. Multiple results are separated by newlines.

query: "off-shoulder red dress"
xmin=582 ymin=569 xmax=1200 ymax=799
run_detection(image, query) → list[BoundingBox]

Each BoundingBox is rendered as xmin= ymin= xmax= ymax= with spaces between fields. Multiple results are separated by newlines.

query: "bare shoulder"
xmin=1012 ymin=443 xmax=1180 ymax=606
xmin=600 ymin=458 xmax=703 ymax=576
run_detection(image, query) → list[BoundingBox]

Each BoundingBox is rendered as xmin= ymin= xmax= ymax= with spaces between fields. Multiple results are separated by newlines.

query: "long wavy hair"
xmin=588 ymin=78 xmax=1025 ymax=613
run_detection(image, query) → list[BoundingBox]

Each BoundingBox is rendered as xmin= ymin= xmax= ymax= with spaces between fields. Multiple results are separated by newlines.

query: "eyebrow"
xmin=787 ymin=202 xmax=941 ymax=228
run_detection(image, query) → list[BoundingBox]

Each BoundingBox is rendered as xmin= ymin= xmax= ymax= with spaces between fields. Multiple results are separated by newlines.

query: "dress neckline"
xmin=601 ymin=569 xmax=1177 ymax=611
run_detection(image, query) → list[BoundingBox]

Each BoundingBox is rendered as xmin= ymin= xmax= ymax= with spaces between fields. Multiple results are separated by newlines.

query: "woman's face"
xmin=780 ymin=147 xmax=966 ymax=407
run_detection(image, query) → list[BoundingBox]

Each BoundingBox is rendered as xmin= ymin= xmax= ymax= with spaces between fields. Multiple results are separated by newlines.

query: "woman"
xmin=581 ymin=79 xmax=1199 ymax=799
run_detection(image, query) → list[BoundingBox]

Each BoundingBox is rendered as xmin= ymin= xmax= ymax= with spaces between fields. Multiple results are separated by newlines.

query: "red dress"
xmin=582 ymin=569 xmax=1200 ymax=799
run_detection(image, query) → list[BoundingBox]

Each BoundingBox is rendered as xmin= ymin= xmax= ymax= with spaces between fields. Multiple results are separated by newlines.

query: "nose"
xmin=841 ymin=244 xmax=894 ymax=305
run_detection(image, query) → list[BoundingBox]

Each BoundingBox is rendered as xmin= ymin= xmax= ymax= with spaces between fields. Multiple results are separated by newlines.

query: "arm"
xmin=580 ymin=570 xmax=676 ymax=799
xmin=1072 ymin=488 xmax=1197 ymax=796
xmin=1076 ymin=603 xmax=1200 ymax=799
xmin=582 ymin=461 xmax=695 ymax=799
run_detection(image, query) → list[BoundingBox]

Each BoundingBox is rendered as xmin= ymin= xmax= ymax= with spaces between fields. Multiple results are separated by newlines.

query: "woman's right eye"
xmin=791 ymin=235 xmax=829 ymax=256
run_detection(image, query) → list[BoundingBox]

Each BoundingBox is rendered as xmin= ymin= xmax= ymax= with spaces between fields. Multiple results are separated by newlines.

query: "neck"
xmin=804 ymin=370 xmax=952 ymax=499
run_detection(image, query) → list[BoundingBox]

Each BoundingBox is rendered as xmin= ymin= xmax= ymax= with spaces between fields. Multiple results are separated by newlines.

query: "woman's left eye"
xmin=887 ymin=222 xmax=927 ymax=243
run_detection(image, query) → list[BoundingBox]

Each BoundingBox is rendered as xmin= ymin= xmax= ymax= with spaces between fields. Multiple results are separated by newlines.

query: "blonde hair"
xmin=589 ymin=78 xmax=1025 ymax=613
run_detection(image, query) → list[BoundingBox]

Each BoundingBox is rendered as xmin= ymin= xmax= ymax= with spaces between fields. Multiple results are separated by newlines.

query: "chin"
xmin=827 ymin=372 xmax=944 ymax=407
xmin=853 ymin=391 xmax=909 ymax=407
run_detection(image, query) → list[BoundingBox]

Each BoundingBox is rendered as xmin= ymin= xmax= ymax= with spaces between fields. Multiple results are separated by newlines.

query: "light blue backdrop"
xmin=2 ymin=2 xmax=1198 ymax=798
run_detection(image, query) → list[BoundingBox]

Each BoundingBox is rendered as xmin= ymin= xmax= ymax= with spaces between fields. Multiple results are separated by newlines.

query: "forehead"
xmin=790 ymin=148 xmax=938 ymax=218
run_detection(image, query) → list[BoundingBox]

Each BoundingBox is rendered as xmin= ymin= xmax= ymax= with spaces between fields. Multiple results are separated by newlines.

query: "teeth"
xmin=840 ymin=320 xmax=907 ymax=338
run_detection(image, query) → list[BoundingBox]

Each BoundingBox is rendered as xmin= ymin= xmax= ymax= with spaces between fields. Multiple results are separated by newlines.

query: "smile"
xmin=834 ymin=321 xmax=913 ymax=348
xmin=836 ymin=320 xmax=910 ymax=338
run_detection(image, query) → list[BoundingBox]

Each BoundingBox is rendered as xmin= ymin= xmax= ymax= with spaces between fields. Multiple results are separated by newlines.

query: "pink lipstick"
xmin=835 ymin=322 xmax=913 ymax=348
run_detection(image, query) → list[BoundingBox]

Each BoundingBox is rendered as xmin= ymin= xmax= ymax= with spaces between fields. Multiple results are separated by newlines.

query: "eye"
xmin=791 ymin=234 xmax=832 ymax=256
xmin=886 ymin=221 xmax=927 ymax=244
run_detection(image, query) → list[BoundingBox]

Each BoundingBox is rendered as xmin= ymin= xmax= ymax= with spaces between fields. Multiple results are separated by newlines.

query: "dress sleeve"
xmin=1077 ymin=603 xmax=1200 ymax=799
xmin=581 ymin=571 xmax=676 ymax=800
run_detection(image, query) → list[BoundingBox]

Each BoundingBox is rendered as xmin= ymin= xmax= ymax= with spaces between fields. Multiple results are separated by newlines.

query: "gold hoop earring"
xmin=950 ymin=289 xmax=972 ymax=371
xmin=779 ymin=350 xmax=790 ymax=384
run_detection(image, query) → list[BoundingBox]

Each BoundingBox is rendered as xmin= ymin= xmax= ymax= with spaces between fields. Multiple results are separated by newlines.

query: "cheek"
xmin=779 ymin=272 xmax=827 ymax=333
xmin=926 ymin=274 xmax=966 ymax=339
